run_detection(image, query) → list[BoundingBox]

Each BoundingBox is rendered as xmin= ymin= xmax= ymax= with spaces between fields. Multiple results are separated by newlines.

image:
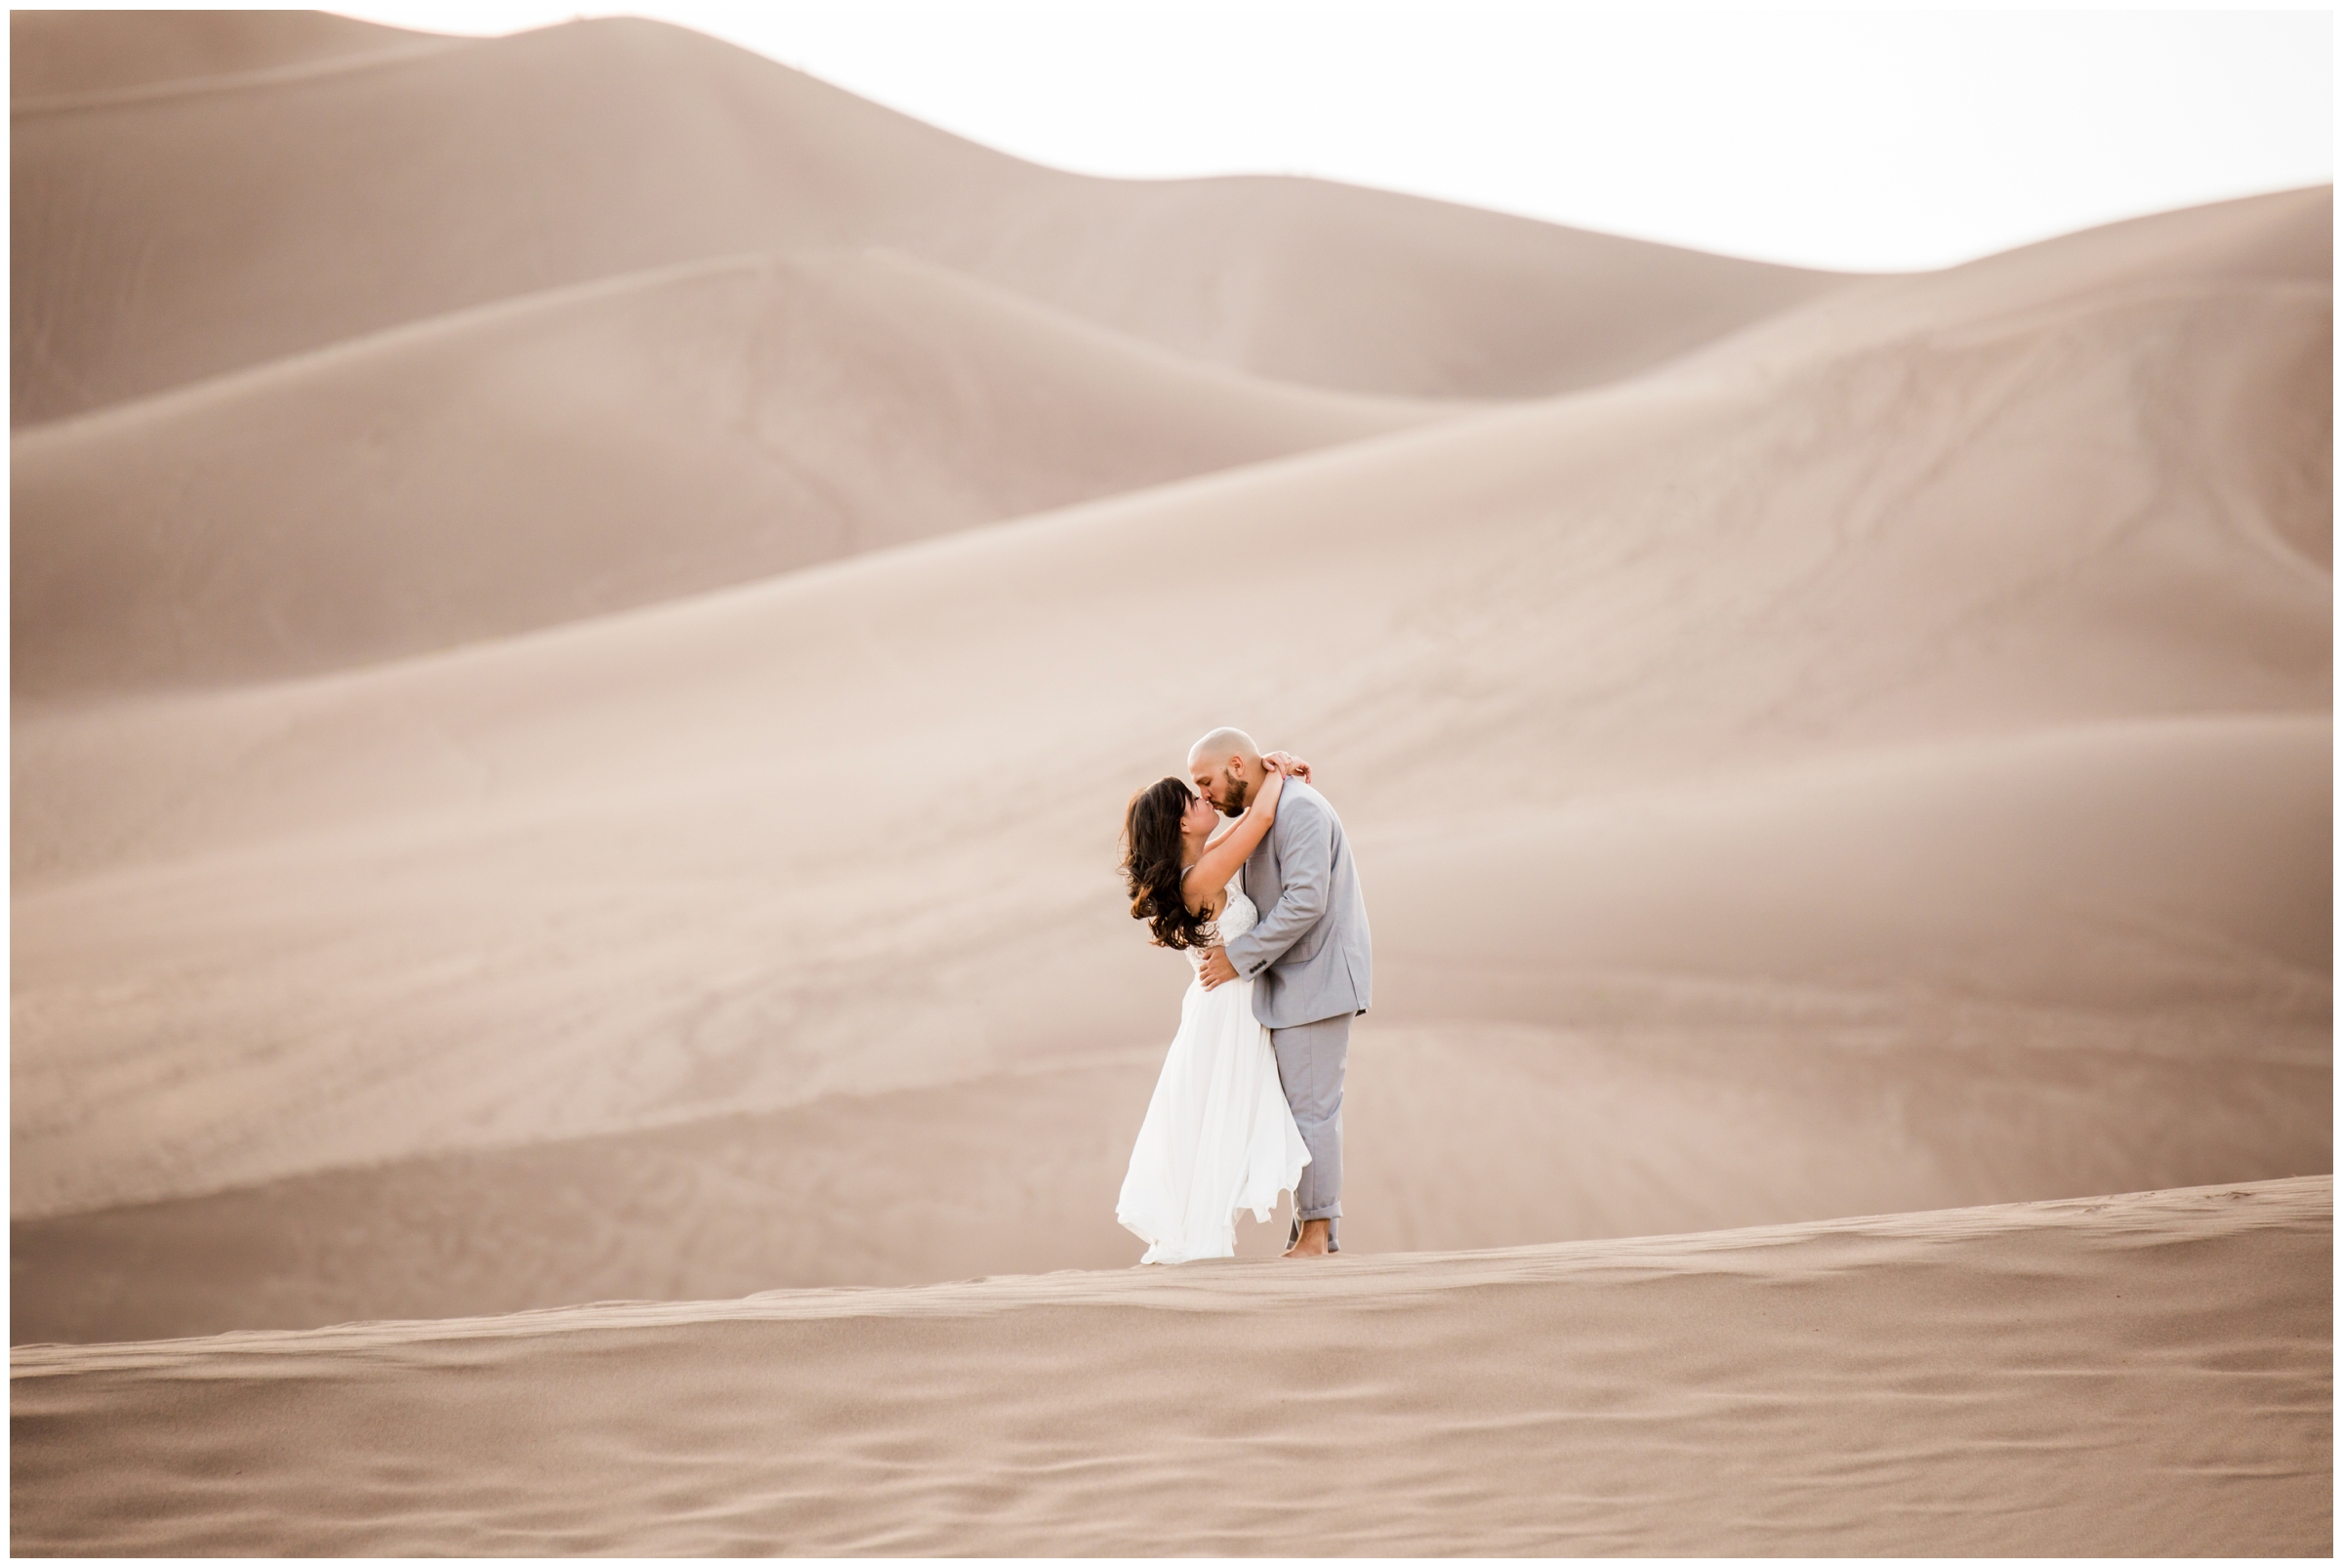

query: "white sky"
xmin=327 ymin=2 xmax=2333 ymax=271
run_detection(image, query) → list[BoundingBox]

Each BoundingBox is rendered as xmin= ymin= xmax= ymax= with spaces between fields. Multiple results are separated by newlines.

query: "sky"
xmin=326 ymin=3 xmax=2332 ymax=271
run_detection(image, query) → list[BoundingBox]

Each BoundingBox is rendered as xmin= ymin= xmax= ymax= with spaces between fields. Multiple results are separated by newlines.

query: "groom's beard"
xmin=1219 ymin=774 xmax=1251 ymax=815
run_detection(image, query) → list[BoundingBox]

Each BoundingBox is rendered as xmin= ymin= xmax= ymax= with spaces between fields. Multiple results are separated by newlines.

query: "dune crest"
xmin=11 ymin=12 xmax=1847 ymax=424
xmin=9 ymin=8 xmax=433 ymax=103
xmin=14 ymin=247 xmax=1442 ymax=697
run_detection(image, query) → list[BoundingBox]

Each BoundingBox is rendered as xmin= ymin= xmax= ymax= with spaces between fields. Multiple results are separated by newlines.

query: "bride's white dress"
xmin=1117 ymin=883 xmax=1310 ymax=1263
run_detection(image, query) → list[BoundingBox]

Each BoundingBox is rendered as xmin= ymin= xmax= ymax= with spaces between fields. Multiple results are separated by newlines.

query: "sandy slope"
xmin=10 ymin=186 xmax=2328 ymax=1343
xmin=11 ymin=12 xmax=1845 ymax=423
xmin=17 ymin=193 xmax=2326 ymax=884
xmin=15 ymin=988 xmax=2327 ymax=1345
xmin=14 ymin=715 xmax=2328 ymax=1342
xmin=7 ymin=5 xmax=2328 ymax=1361
xmin=12 ymin=1178 xmax=2330 ymax=1556
xmin=14 ymin=247 xmax=1440 ymax=697
xmin=10 ymin=9 xmax=426 ymax=103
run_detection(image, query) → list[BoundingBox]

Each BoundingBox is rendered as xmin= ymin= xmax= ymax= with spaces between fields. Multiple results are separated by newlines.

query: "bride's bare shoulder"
xmin=1175 ymin=863 xmax=1227 ymax=918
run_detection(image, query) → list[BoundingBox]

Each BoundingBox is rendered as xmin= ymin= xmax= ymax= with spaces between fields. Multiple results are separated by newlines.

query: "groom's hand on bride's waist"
xmin=1197 ymin=947 xmax=1238 ymax=989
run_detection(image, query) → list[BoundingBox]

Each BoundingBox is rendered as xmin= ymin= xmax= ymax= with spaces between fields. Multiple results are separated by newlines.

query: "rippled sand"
xmin=14 ymin=1178 xmax=2330 ymax=1555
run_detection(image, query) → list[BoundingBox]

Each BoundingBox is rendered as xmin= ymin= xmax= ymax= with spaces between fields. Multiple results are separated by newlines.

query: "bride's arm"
xmin=1179 ymin=765 xmax=1290 ymax=912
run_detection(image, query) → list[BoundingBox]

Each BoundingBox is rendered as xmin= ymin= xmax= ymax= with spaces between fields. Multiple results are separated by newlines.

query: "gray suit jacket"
xmin=1222 ymin=779 xmax=1373 ymax=1030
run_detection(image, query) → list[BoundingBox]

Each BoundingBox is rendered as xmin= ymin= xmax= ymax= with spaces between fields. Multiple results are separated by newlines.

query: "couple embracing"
xmin=1115 ymin=728 xmax=1373 ymax=1264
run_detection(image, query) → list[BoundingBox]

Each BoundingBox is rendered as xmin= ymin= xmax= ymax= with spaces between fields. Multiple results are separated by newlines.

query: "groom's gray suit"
xmin=1220 ymin=777 xmax=1372 ymax=1250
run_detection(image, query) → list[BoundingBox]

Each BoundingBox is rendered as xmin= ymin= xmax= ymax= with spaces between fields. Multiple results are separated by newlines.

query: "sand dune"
xmin=14 ymin=713 xmax=2328 ymax=1341
xmin=11 ymin=12 xmax=1846 ymax=425
xmin=12 ymin=1178 xmax=2330 ymax=1555
xmin=10 ymin=9 xmax=428 ymax=103
xmin=16 ymin=980 xmax=2327 ymax=1345
xmin=8 ymin=60 xmax=2328 ymax=1565
xmin=1376 ymin=713 xmax=2330 ymax=1013
xmin=1728 ymin=185 xmax=2332 ymax=376
xmin=14 ymin=246 xmax=1439 ymax=698
xmin=17 ymin=187 xmax=2326 ymax=880
xmin=11 ymin=185 xmax=2327 ymax=1337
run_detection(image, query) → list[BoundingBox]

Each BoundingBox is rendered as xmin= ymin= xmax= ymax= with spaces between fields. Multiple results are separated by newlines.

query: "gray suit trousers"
xmin=1272 ymin=1011 xmax=1350 ymax=1250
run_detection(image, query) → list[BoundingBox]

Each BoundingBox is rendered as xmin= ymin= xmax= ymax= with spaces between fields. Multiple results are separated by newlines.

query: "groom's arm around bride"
xmin=1195 ymin=775 xmax=1368 ymax=1015
xmin=1207 ymin=783 xmax=1333 ymax=989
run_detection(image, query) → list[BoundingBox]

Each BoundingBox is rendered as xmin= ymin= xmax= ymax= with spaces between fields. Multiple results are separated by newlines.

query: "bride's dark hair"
xmin=1123 ymin=776 xmax=1215 ymax=951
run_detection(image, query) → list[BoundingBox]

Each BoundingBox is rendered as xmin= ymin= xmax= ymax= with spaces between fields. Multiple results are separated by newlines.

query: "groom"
xmin=1189 ymin=727 xmax=1373 ymax=1259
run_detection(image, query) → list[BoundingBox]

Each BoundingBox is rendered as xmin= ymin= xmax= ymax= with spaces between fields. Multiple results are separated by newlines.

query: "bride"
xmin=1114 ymin=753 xmax=1312 ymax=1263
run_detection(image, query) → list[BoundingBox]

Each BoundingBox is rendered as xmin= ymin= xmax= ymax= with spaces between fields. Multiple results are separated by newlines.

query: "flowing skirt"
xmin=1116 ymin=971 xmax=1310 ymax=1264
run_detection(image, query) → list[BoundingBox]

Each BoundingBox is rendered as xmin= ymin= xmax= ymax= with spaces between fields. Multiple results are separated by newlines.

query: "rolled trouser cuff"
xmin=1288 ymin=1211 xmax=1341 ymax=1252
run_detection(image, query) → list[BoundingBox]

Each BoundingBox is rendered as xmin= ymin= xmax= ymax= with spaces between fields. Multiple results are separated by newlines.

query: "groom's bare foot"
xmin=1283 ymin=1218 xmax=1335 ymax=1259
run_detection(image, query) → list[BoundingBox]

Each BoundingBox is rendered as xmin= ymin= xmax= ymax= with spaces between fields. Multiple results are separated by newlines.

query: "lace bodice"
xmin=1192 ymin=883 xmax=1257 ymax=968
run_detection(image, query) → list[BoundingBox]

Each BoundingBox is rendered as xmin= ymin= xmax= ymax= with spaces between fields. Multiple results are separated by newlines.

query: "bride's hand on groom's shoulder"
xmin=1263 ymin=750 xmax=1311 ymax=782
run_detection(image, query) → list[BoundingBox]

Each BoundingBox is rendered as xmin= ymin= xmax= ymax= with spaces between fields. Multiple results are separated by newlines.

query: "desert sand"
xmin=13 ymin=1179 xmax=2330 ymax=1554
xmin=11 ymin=8 xmax=2332 ymax=1555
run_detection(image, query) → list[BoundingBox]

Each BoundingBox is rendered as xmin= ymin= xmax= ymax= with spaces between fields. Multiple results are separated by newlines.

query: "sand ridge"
xmin=11 ymin=13 xmax=1848 ymax=424
xmin=9 ymin=8 xmax=436 ymax=103
xmin=14 ymin=1175 xmax=2325 ymax=1357
xmin=15 ymin=246 xmax=1447 ymax=697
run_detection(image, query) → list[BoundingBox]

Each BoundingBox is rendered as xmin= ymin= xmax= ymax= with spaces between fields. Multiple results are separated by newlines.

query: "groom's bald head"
xmin=1188 ymin=727 xmax=1258 ymax=770
xmin=1188 ymin=728 xmax=1263 ymax=816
